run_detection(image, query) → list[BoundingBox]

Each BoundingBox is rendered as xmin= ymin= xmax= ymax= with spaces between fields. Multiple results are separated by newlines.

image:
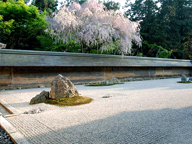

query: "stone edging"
xmin=0 ymin=99 xmax=21 ymax=118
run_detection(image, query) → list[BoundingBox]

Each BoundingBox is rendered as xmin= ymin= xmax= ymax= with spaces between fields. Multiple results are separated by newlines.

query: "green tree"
xmin=125 ymin=0 xmax=192 ymax=59
xmin=0 ymin=15 xmax=14 ymax=41
xmin=184 ymin=32 xmax=192 ymax=59
xmin=0 ymin=0 xmax=48 ymax=49
xmin=0 ymin=0 xmax=30 ymax=3
xmin=32 ymin=0 xmax=58 ymax=15
xmin=103 ymin=0 xmax=120 ymax=11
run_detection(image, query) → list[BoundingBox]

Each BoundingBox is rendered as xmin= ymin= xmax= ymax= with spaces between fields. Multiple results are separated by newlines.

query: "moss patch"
xmin=43 ymin=96 xmax=93 ymax=106
xmin=177 ymin=81 xmax=192 ymax=84
xmin=86 ymin=83 xmax=124 ymax=86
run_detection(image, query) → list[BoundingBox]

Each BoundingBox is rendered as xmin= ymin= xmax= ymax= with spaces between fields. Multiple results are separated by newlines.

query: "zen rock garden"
xmin=30 ymin=74 xmax=93 ymax=106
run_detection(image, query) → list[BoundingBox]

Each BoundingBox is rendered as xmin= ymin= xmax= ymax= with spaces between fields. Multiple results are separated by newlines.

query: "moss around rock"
xmin=86 ymin=83 xmax=124 ymax=86
xmin=177 ymin=81 xmax=192 ymax=84
xmin=105 ymin=78 xmax=121 ymax=85
xmin=43 ymin=96 xmax=93 ymax=106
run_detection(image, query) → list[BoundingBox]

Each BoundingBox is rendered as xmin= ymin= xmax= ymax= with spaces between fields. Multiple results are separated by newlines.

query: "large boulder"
xmin=50 ymin=74 xmax=80 ymax=99
xmin=30 ymin=91 xmax=49 ymax=104
xmin=181 ymin=74 xmax=187 ymax=83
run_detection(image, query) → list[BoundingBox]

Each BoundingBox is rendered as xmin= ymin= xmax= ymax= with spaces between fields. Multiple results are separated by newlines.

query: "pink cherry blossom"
xmin=47 ymin=0 xmax=142 ymax=54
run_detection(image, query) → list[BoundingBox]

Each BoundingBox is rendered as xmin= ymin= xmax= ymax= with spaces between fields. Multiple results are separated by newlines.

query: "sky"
xmin=112 ymin=0 xmax=135 ymax=12
xmin=57 ymin=0 xmax=128 ymax=6
xmin=27 ymin=0 xmax=136 ymax=13
xmin=112 ymin=0 xmax=127 ymax=12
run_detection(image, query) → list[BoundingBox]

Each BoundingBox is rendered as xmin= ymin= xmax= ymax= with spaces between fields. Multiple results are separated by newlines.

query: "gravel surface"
xmin=0 ymin=126 xmax=14 ymax=144
xmin=1 ymin=78 xmax=192 ymax=144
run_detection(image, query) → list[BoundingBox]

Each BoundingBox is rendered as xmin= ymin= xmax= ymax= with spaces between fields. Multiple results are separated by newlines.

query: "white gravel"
xmin=1 ymin=78 xmax=192 ymax=144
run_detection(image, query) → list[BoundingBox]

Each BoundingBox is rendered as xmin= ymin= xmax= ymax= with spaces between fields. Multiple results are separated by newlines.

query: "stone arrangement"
xmin=30 ymin=74 xmax=80 ymax=104
xmin=104 ymin=78 xmax=121 ymax=85
xmin=0 ymin=126 xmax=14 ymax=144
xmin=24 ymin=108 xmax=46 ymax=114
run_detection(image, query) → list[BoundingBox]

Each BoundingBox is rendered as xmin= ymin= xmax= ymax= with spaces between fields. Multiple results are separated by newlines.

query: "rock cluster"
xmin=105 ymin=78 xmax=121 ymax=85
xmin=24 ymin=108 xmax=46 ymax=114
xmin=30 ymin=74 xmax=80 ymax=104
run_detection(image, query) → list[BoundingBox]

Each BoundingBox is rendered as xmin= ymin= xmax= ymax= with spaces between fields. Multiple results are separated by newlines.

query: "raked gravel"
xmin=1 ymin=78 xmax=192 ymax=143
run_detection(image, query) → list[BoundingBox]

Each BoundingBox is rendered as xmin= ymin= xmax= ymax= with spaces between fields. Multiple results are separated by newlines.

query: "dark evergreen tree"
xmin=103 ymin=0 xmax=120 ymax=11
xmin=32 ymin=0 xmax=58 ymax=15
xmin=157 ymin=0 xmax=192 ymax=58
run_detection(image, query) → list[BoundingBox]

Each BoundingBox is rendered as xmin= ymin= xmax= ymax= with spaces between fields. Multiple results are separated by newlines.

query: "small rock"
xmin=188 ymin=77 xmax=192 ymax=82
xmin=181 ymin=74 xmax=187 ymax=83
xmin=102 ymin=95 xmax=113 ymax=98
xmin=38 ymin=85 xmax=45 ymax=88
xmin=24 ymin=108 xmax=47 ymax=114
xmin=33 ymin=109 xmax=40 ymax=114
xmin=105 ymin=80 xmax=109 ymax=85
xmin=102 ymin=96 xmax=111 ymax=98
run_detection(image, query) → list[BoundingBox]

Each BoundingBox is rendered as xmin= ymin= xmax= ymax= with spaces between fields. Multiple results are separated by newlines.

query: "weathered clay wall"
xmin=0 ymin=49 xmax=192 ymax=90
xmin=0 ymin=67 xmax=191 ymax=90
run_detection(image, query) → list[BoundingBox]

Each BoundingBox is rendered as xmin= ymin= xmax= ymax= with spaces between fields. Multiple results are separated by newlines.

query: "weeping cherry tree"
xmin=47 ymin=0 xmax=142 ymax=54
